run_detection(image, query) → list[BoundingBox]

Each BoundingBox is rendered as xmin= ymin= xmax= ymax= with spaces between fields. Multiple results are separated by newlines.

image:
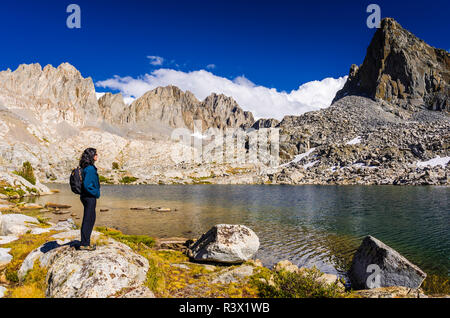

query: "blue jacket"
xmin=81 ymin=165 xmax=101 ymax=199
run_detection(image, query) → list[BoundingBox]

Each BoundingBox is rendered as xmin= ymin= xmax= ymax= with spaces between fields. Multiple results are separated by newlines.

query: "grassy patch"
xmin=6 ymin=261 xmax=47 ymax=298
xmin=0 ymin=186 xmax=26 ymax=198
xmin=2 ymin=232 xmax=57 ymax=287
xmin=189 ymin=176 xmax=213 ymax=184
xmin=99 ymin=175 xmax=114 ymax=184
xmin=255 ymin=267 xmax=350 ymax=298
xmin=119 ymin=176 xmax=138 ymax=184
xmin=95 ymin=227 xmax=155 ymax=249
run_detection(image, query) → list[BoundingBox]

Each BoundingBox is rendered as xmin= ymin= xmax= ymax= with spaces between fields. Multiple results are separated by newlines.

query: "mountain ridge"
xmin=0 ymin=17 xmax=448 ymax=186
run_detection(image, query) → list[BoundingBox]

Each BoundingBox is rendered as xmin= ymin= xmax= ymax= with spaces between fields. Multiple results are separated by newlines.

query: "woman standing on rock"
xmin=78 ymin=148 xmax=100 ymax=251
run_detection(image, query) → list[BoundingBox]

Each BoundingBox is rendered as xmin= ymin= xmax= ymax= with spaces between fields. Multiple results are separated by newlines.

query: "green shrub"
xmin=14 ymin=162 xmax=36 ymax=185
xmin=0 ymin=186 xmax=26 ymax=198
xmin=256 ymin=267 xmax=347 ymax=298
xmin=112 ymin=162 xmax=120 ymax=170
xmin=120 ymin=176 xmax=138 ymax=184
xmin=99 ymin=175 xmax=113 ymax=184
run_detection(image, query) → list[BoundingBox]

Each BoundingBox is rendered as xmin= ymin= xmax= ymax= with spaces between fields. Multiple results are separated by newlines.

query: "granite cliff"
xmin=120 ymin=85 xmax=254 ymax=131
xmin=333 ymin=18 xmax=450 ymax=112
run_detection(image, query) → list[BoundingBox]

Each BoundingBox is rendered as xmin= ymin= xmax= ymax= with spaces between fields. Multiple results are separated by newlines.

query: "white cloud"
xmin=123 ymin=96 xmax=136 ymax=105
xmin=206 ymin=64 xmax=216 ymax=69
xmin=96 ymin=68 xmax=347 ymax=120
xmin=96 ymin=92 xmax=106 ymax=100
xmin=147 ymin=56 xmax=164 ymax=66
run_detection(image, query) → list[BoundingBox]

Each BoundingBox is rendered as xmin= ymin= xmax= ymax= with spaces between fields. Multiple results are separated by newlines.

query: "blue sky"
xmin=0 ymin=0 xmax=448 ymax=90
xmin=0 ymin=0 xmax=448 ymax=119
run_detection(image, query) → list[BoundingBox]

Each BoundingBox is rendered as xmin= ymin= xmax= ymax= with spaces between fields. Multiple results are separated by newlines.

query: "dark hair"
xmin=79 ymin=148 xmax=97 ymax=169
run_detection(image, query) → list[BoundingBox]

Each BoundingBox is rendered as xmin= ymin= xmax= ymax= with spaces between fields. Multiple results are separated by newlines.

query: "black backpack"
xmin=70 ymin=167 xmax=83 ymax=195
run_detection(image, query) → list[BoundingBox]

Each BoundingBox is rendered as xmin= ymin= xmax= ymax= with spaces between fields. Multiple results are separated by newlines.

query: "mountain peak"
xmin=333 ymin=18 xmax=450 ymax=112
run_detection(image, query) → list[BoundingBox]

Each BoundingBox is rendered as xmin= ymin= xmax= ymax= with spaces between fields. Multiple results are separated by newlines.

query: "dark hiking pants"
xmin=80 ymin=196 xmax=97 ymax=247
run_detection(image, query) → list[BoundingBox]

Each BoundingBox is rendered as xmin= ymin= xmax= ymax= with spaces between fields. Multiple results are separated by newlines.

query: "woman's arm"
xmin=83 ymin=167 xmax=100 ymax=198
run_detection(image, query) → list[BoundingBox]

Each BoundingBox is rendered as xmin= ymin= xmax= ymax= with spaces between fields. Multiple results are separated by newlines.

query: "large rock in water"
xmin=349 ymin=236 xmax=427 ymax=290
xmin=333 ymin=18 xmax=450 ymax=112
xmin=188 ymin=224 xmax=260 ymax=264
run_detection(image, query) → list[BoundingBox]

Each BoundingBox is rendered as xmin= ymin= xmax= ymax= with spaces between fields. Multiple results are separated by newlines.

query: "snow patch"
xmin=417 ymin=156 xmax=450 ymax=168
xmin=280 ymin=148 xmax=316 ymax=168
xmin=346 ymin=136 xmax=362 ymax=145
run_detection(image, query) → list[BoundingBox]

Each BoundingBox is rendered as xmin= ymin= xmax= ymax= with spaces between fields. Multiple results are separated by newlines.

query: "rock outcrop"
xmin=274 ymin=19 xmax=450 ymax=185
xmin=334 ymin=18 xmax=450 ymax=112
xmin=0 ymin=170 xmax=52 ymax=199
xmin=274 ymin=95 xmax=449 ymax=185
xmin=349 ymin=236 xmax=427 ymax=290
xmin=251 ymin=118 xmax=280 ymax=129
xmin=98 ymin=93 xmax=127 ymax=124
xmin=0 ymin=63 xmax=101 ymax=126
xmin=121 ymin=86 xmax=255 ymax=131
xmin=45 ymin=238 xmax=149 ymax=298
xmin=0 ymin=247 xmax=12 ymax=267
xmin=354 ymin=286 xmax=428 ymax=298
xmin=0 ymin=214 xmax=40 ymax=236
xmin=188 ymin=224 xmax=260 ymax=264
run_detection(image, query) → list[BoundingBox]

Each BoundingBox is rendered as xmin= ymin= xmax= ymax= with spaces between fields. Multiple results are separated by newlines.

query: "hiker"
xmin=78 ymin=148 xmax=101 ymax=251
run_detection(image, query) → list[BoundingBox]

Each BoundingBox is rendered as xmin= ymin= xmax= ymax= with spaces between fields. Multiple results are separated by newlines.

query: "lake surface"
xmin=31 ymin=184 xmax=449 ymax=278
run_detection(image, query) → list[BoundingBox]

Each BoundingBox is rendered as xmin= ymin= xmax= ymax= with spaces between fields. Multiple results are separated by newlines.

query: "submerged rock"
xmin=349 ymin=236 xmax=427 ymax=290
xmin=154 ymin=208 xmax=171 ymax=213
xmin=188 ymin=224 xmax=260 ymax=264
xmin=45 ymin=203 xmax=72 ymax=209
xmin=19 ymin=203 xmax=44 ymax=210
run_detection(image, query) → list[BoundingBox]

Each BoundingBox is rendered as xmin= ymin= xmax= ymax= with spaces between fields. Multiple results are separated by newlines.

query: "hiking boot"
xmin=78 ymin=245 xmax=97 ymax=251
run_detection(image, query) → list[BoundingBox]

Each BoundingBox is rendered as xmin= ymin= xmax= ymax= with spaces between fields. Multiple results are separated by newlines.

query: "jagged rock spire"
xmin=333 ymin=18 xmax=450 ymax=112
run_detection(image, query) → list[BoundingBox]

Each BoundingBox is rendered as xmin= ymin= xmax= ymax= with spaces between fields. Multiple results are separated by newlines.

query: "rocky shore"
xmin=1 ymin=208 xmax=444 ymax=298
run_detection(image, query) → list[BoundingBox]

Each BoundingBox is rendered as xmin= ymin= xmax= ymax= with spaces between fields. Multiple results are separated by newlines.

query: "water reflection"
xmin=30 ymin=184 xmax=449 ymax=277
